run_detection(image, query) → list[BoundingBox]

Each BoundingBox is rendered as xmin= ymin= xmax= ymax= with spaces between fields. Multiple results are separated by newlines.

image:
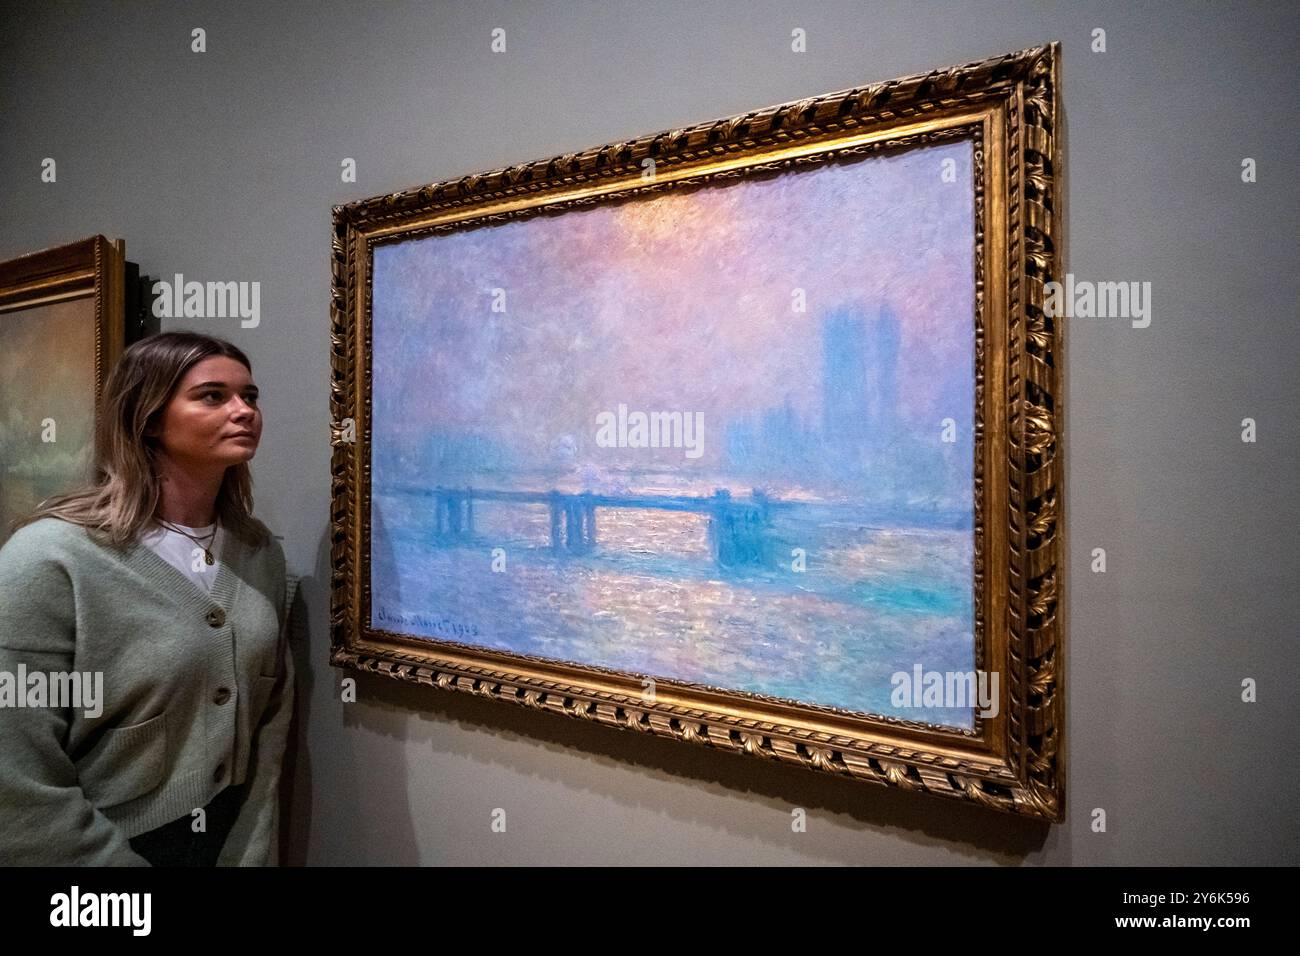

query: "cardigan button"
xmin=206 ymin=608 xmax=226 ymax=627
xmin=213 ymin=687 xmax=231 ymax=705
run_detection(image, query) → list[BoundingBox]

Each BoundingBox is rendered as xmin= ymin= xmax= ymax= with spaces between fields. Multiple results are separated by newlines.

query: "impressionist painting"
xmin=369 ymin=136 xmax=977 ymax=729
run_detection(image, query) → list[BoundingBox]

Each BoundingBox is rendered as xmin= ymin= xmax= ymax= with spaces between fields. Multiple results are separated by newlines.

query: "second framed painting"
xmin=331 ymin=44 xmax=1064 ymax=819
xmin=0 ymin=236 xmax=127 ymax=547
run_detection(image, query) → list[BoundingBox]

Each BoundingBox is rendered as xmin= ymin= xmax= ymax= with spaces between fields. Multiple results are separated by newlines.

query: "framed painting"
xmin=0 ymin=236 xmax=126 ymax=546
xmin=330 ymin=44 xmax=1063 ymax=819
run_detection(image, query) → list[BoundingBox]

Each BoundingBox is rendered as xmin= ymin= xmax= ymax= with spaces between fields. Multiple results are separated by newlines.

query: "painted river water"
xmin=370 ymin=478 xmax=975 ymax=729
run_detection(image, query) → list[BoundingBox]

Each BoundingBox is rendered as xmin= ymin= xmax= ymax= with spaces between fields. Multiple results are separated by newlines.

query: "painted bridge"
xmin=396 ymin=485 xmax=788 ymax=568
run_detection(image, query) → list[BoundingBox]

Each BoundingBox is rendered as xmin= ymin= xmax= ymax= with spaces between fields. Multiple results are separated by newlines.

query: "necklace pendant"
xmin=204 ymin=550 xmax=215 ymax=565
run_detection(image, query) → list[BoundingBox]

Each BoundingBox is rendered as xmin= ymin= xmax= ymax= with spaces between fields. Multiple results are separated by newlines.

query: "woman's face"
xmin=149 ymin=356 xmax=262 ymax=470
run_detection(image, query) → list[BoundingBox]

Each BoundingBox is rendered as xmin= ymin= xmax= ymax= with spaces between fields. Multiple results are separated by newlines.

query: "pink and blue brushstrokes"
xmin=370 ymin=137 xmax=978 ymax=727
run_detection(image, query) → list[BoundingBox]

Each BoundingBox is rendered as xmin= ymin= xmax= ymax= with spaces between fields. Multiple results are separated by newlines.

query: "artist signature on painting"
xmin=376 ymin=607 xmax=480 ymax=639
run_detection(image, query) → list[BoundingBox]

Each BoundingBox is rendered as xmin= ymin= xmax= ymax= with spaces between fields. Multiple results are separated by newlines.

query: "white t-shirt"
xmin=139 ymin=521 xmax=224 ymax=593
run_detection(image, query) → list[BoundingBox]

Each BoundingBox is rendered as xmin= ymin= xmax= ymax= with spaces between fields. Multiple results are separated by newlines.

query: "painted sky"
xmin=372 ymin=137 xmax=975 ymax=503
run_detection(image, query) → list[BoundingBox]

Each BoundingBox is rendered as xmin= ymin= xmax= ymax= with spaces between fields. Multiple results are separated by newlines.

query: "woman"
xmin=0 ymin=331 xmax=296 ymax=866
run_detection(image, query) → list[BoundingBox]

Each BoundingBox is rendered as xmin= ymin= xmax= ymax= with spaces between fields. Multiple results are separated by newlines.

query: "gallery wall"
xmin=2 ymin=0 xmax=1296 ymax=865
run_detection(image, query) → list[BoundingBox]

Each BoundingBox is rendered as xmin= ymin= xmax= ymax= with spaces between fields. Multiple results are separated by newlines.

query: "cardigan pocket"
xmin=77 ymin=710 xmax=168 ymax=809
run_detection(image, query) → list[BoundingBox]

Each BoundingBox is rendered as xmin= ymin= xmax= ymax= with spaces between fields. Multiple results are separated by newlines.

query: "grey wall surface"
xmin=2 ymin=0 xmax=1296 ymax=865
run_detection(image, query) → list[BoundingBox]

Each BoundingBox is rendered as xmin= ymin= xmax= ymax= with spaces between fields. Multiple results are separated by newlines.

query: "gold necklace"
xmin=158 ymin=518 xmax=219 ymax=565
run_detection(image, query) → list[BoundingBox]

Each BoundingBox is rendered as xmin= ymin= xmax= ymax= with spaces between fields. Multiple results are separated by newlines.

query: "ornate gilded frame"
xmin=330 ymin=44 xmax=1063 ymax=820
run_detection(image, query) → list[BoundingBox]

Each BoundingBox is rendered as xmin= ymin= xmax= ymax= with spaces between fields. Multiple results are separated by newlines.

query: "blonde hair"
xmin=10 ymin=330 xmax=272 ymax=551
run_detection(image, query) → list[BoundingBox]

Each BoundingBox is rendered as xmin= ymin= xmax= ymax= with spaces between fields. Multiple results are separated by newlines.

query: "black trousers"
xmin=128 ymin=783 xmax=247 ymax=867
